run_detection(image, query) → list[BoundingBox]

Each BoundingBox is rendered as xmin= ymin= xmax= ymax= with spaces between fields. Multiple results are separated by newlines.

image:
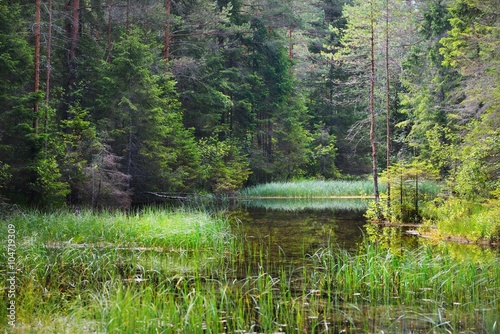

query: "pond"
xmin=2 ymin=201 xmax=497 ymax=333
xmin=229 ymin=197 xmax=421 ymax=262
xmin=225 ymin=197 xmax=499 ymax=333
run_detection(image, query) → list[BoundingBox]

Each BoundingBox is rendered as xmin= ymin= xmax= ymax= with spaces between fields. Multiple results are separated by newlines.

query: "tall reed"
xmin=239 ymin=179 xmax=380 ymax=198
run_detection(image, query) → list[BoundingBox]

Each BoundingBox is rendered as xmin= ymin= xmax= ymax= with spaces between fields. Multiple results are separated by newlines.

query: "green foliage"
xmin=0 ymin=161 xmax=10 ymax=188
xmin=429 ymin=196 xmax=500 ymax=242
xmin=306 ymin=126 xmax=340 ymax=179
xmin=199 ymin=136 xmax=251 ymax=193
xmin=94 ymin=29 xmax=201 ymax=196
xmin=376 ymin=161 xmax=441 ymax=223
xmin=33 ymin=156 xmax=70 ymax=208
xmin=448 ymin=99 xmax=500 ymax=201
xmin=59 ymin=106 xmax=101 ymax=204
xmin=1 ymin=0 xmax=499 ymax=217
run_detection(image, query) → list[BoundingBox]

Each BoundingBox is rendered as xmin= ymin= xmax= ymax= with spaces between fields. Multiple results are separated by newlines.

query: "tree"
xmin=0 ymin=0 xmax=36 ymax=204
xmin=94 ymin=30 xmax=201 ymax=199
xmin=34 ymin=0 xmax=41 ymax=133
xmin=384 ymin=0 xmax=391 ymax=206
xmin=369 ymin=0 xmax=379 ymax=204
xmin=199 ymin=136 xmax=251 ymax=193
xmin=438 ymin=0 xmax=500 ymax=200
xmin=333 ymin=0 xmax=383 ymax=194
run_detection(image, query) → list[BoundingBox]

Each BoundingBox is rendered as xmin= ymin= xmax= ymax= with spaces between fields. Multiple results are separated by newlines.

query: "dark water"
xmin=229 ymin=198 xmax=417 ymax=260
xmin=231 ymin=206 xmax=365 ymax=258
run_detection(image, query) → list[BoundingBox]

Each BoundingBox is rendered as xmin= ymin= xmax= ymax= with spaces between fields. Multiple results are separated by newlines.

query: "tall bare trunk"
xmin=69 ymin=0 xmax=80 ymax=66
xmin=44 ymin=0 xmax=53 ymax=154
xmin=385 ymin=0 xmax=391 ymax=208
xmin=126 ymin=0 xmax=130 ymax=33
xmin=106 ymin=0 xmax=112 ymax=63
xmin=45 ymin=0 xmax=52 ymax=106
xmin=370 ymin=0 xmax=379 ymax=204
xmin=34 ymin=0 xmax=41 ymax=134
xmin=164 ymin=0 xmax=171 ymax=62
xmin=65 ymin=0 xmax=80 ymax=103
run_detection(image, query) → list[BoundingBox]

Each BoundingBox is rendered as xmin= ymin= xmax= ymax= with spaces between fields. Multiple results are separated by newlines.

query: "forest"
xmin=1 ymin=1 xmax=499 ymax=332
xmin=0 ymin=0 xmax=498 ymax=222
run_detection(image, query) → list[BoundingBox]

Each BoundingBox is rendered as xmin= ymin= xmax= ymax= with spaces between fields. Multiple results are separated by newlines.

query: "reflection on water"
xmin=230 ymin=198 xmax=371 ymax=260
xmin=230 ymin=198 xmax=426 ymax=261
xmin=238 ymin=197 xmax=370 ymax=211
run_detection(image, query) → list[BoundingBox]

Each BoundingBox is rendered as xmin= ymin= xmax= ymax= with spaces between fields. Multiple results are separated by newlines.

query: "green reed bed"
xmin=6 ymin=207 xmax=232 ymax=250
xmin=239 ymin=179 xmax=383 ymax=198
xmin=86 ymin=243 xmax=499 ymax=333
xmin=309 ymin=243 xmax=500 ymax=309
xmin=0 ymin=208 xmax=238 ymax=332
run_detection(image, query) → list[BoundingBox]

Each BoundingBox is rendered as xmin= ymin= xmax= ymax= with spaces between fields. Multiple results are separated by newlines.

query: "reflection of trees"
xmin=229 ymin=208 xmax=345 ymax=260
xmin=242 ymin=198 xmax=369 ymax=211
xmin=364 ymin=223 xmax=420 ymax=254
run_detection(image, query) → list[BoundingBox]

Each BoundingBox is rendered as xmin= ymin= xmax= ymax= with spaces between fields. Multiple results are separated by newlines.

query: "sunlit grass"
xmin=239 ymin=179 xmax=381 ymax=198
xmin=424 ymin=198 xmax=500 ymax=243
xmin=4 ymin=207 xmax=232 ymax=250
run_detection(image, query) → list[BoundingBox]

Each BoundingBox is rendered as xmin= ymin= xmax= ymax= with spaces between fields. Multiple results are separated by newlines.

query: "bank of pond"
xmin=1 ymin=201 xmax=498 ymax=333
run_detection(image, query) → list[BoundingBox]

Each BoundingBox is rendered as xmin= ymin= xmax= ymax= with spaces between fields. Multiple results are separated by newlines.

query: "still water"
xmin=225 ymin=198 xmax=499 ymax=333
xmin=231 ymin=198 xmax=368 ymax=257
xmin=229 ymin=198 xmax=419 ymax=259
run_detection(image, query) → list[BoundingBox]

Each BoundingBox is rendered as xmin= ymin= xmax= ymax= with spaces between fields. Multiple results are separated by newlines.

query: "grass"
xmin=1 ymin=208 xmax=499 ymax=333
xmin=5 ymin=206 xmax=232 ymax=249
xmin=423 ymin=197 xmax=500 ymax=243
xmin=239 ymin=179 xmax=380 ymax=198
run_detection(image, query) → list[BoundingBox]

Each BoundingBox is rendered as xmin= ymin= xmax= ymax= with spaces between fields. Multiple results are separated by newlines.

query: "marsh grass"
xmin=6 ymin=206 xmax=232 ymax=250
xmin=1 ymin=208 xmax=499 ymax=333
xmin=239 ymin=179 xmax=380 ymax=198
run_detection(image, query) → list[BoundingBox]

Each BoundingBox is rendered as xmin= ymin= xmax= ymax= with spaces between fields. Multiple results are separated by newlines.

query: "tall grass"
xmin=4 ymin=207 xmax=232 ymax=250
xmin=79 ymin=244 xmax=500 ymax=333
xmin=427 ymin=198 xmax=500 ymax=242
xmin=239 ymin=179 xmax=380 ymax=198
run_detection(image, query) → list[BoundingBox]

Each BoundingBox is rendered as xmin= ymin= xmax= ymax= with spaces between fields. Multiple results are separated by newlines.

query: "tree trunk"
xmin=385 ymin=0 xmax=391 ymax=208
xmin=34 ymin=0 xmax=41 ymax=134
xmin=65 ymin=0 xmax=80 ymax=104
xmin=44 ymin=0 xmax=53 ymax=154
xmin=45 ymin=0 xmax=53 ymax=107
xmin=106 ymin=0 xmax=112 ymax=63
xmin=370 ymin=0 xmax=379 ymax=204
xmin=164 ymin=0 xmax=171 ymax=62
xmin=69 ymin=0 xmax=80 ymax=67
xmin=126 ymin=0 xmax=130 ymax=33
